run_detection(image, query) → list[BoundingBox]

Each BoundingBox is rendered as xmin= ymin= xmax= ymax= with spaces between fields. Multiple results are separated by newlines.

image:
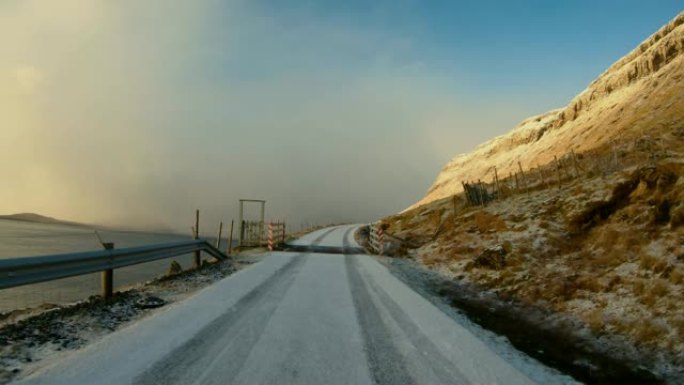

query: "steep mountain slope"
xmin=376 ymin=13 xmax=684 ymax=383
xmin=412 ymin=12 xmax=684 ymax=210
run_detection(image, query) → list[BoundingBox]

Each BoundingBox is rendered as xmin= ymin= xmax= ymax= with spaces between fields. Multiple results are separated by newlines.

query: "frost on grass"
xmin=381 ymin=145 xmax=684 ymax=382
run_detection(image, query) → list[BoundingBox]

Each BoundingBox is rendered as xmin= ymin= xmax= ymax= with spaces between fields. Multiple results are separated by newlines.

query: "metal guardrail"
xmin=0 ymin=240 xmax=229 ymax=292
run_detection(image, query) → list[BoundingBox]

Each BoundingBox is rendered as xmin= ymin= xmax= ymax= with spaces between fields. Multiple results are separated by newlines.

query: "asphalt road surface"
xmin=15 ymin=225 xmax=564 ymax=385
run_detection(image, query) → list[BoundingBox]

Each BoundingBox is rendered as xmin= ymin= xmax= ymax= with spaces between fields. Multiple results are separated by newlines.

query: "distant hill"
xmin=0 ymin=213 xmax=85 ymax=227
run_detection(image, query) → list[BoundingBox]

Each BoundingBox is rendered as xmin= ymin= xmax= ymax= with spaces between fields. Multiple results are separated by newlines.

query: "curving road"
xmin=14 ymin=225 xmax=568 ymax=385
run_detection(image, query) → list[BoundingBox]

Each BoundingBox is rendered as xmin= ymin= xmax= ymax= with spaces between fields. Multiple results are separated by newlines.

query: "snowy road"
xmin=14 ymin=225 xmax=569 ymax=385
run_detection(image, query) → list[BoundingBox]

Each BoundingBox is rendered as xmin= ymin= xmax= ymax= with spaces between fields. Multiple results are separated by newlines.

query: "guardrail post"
xmin=101 ymin=242 xmax=114 ymax=300
xmin=193 ymin=210 xmax=201 ymax=268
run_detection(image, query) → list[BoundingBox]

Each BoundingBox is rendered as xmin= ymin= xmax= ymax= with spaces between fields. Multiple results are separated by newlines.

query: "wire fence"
xmin=460 ymin=137 xmax=666 ymax=207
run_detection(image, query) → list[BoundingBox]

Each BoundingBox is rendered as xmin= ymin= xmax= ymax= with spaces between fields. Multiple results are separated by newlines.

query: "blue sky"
xmin=1 ymin=1 xmax=681 ymax=230
xmin=237 ymin=0 xmax=681 ymax=104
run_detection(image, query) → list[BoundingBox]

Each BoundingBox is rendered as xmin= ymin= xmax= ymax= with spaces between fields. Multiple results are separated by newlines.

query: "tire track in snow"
xmin=345 ymin=254 xmax=416 ymax=385
xmin=311 ymin=227 xmax=338 ymax=246
xmin=134 ymin=254 xmax=307 ymax=385
xmin=346 ymin=253 xmax=470 ymax=385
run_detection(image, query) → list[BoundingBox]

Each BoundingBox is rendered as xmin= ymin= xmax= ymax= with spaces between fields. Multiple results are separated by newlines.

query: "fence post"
xmin=517 ymin=162 xmax=526 ymax=192
xmin=514 ymin=172 xmax=520 ymax=192
xmin=477 ymin=179 xmax=485 ymax=206
xmin=461 ymin=182 xmax=468 ymax=205
xmin=554 ymin=156 xmax=562 ymax=188
xmin=494 ymin=166 xmax=501 ymax=199
xmin=228 ymin=220 xmax=234 ymax=255
xmin=238 ymin=203 xmax=243 ymax=246
xmin=193 ymin=210 xmax=201 ymax=268
xmin=101 ymin=242 xmax=114 ymax=300
xmin=241 ymin=220 xmax=245 ymax=246
xmin=216 ymin=221 xmax=223 ymax=249
xmin=282 ymin=222 xmax=286 ymax=243
xmin=268 ymin=222 xmax=273 ymax=251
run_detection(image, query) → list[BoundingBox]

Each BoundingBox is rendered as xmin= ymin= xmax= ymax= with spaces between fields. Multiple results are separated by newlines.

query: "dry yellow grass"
xmin=395 ymin=161 xmax=684 ymax=358
xmin=651 ymin=278 xmax=670 ymax=296
xmin=633 ymin=319 xmax=669 ymax=347
xmin=473 ymin=212 xmax=508 ymax=233
xmin=640 ymin=254 xmax=660 ymax=271
xmin=584 ymin=308 xmax=605 ymax=333
xmin=670 ymin=268 xmax=684 ymax=285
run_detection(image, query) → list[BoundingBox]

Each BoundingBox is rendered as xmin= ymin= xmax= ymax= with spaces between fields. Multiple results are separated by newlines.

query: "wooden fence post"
xmin=517 ymin=162 xmax=526 ymax=192
xmin=494 ymin=166 xmax=501 ymax=199
xmin=216 ymin=221 xmax=223 ymax=249
xmin=461 ymin=182 xmax=470 ymax=205
xmin=514 ymin=172 xmax=520 ymax=192
xmin=554 ymin=156 xmax=562 ymax=188
xmin=478 ymin=179 xmax=485 ymax=206
xmin=193 ymin=209 xmax=201 ymax=268
xmin=282 ymin=222 xmax=286 ymax=243
xmin=228 ymin=220 xmax=234 ymax=255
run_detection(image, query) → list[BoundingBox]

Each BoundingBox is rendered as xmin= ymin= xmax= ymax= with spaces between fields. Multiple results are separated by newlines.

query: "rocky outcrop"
xmin=557 ymin=12 xmax=684 ymax=126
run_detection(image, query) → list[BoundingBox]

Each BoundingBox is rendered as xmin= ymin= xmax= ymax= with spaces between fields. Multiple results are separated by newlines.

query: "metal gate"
xmin=240 ymin=220 xmax=265 ymax=247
